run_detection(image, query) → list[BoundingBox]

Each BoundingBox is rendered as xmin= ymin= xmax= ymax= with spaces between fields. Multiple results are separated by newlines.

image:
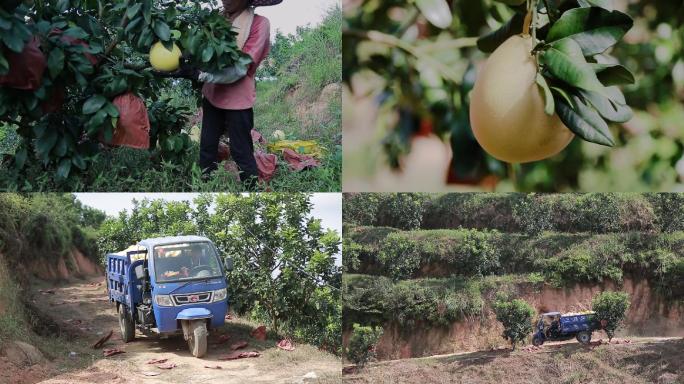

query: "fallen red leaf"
xmin=156 ymin=363 xmax=177 ymax=370
xmin=214 ymin=334 xmax=231 ymax=345
xmin=92 ymin=330 xmax=114 ymax=349
xmin=103 ymin=348 xmax=125 ymax=357
xmin=146 ymin=358 xmax=169 ymax=365
xmin=250 ymin=325 xmax=267 ymax=341
xmin=276 ymin=339 xmax=295 ymax=351
xmin=230 ymin=340 xmax=248 ymax=351
xmin=218 ymin=351 xmax=260 ymax=361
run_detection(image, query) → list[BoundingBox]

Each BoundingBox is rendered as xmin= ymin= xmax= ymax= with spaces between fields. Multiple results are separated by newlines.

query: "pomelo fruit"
xmin=149 ymin=42 xmax=182 ymax=72
xmin=469 ymin=35 xmax=574 ymax=163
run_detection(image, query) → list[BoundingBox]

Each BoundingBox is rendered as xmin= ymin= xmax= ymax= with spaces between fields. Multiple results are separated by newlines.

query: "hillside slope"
xmin=342 ymin=193 xmax=684 ymax=361
xmin=345 ymin=338 xmax=684 ymax=384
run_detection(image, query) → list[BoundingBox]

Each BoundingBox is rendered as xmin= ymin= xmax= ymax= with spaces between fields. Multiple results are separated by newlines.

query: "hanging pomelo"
xmin=469 ymin=35 xmax=574 ymax=163
xmin=149 ymin=42 xmax=182 ymax=72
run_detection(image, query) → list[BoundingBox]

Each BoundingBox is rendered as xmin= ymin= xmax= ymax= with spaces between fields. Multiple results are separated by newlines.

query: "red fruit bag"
xmin=0 ymin=36 xmax=46 ymax=90
xmin=106 ymin=92 xmax=151 ymax=149
xmin=49 ymin=29 xmax=98 ymax=65
xmin=255 ymin=151 xmax=277 ymax=182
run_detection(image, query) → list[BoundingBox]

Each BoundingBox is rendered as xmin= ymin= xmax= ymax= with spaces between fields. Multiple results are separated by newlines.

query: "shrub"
xmin=343 ymin=193 xmax=381 ymax=227
xmin=343 ymin=193 xmax=430 ymax=230
xmin=346 ymin=323 xmax=383 ymax=367
xmin=492 ymin=298 xmax=535 ymax=350
xmin=343 ymin=274 xmax=486 ymax=329
xmin=592 ymin=291 xmax=630 ymax=341
xmin=378 ymin=233 xmax=420 ymax=280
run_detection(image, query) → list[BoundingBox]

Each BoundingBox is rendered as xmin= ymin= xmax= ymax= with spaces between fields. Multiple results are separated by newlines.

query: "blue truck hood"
xmin=152 ymin=278 xmax=226 ymax=295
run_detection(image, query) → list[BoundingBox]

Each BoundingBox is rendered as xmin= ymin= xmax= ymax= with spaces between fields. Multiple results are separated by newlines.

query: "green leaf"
xmin=201 ymin=45 xmax=214 ymax=63
xmin=577 ymin=0 xmax=613 ymax=11
xmin=591 ymin=63 xmax=635 ymax=86
xmin=414 ymin=0 xmax=453 ymax=29
xmin=536 ymin=73 xmax=555 ymax=116
xmin=546 ymin=7 xmax=633 ymax=56
xmin=578 ymin=89 xmax=632 ymax=122
xmin=556 ymin=95 xmax=615 ymax=146
xmin=0 ymin=52 xmax=8 ymax=75
xmin=63 ymin=27 xmax=89 ymax=40
xmin=36 ymin=130 xmax=59 ymax=156
xmin=493 ymin=0 xmax=526 ymax=4
xmin=82 ymin=95 xmax=107 ymax=115
xmin=543 ymin=0 xmax=563 ymax=22
xmin=56 ymin=0 xmax=69 ymax=13
xmin=2 ymin=32 xmax=25 ymax=53
xmin=126 ymin=3 xmax=142 ymax=19
xmin=72 ymin=154 xmax=86 ymax=170
xmin=125 ymin=16 xmax=143 ymax=35
xmin=104 ymin=102 xmax=120 ymax=117
xmin=540 ymin=39 xmax=607 ymax=94
xmin=550 ymin=85 xmax=574 ymax=108
xmin=86 ymin=109 xmax=108 ymax=135
xmin=47 ymin=48 xmax=65 ymax=78
xmin=0 ymin=18 xmax=11 ymax=30
xmin=153 ymin=21 xmax=171 ymax=41
xmin=477 ymin=13 xmax=525 ymax=53
xmin=56 ymin=158 xmax=72 ymax=180
xmin=54 ymin=136 xmax=68 ymax=157
xmin=14 ymin=146 xmax=27 ymax=169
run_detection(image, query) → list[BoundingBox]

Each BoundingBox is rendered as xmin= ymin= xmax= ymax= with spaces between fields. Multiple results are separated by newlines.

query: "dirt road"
xmin=344 ymin=336 xmax=684 ymax=384
xmin=28 ymin=276 xmax=341 ymax=384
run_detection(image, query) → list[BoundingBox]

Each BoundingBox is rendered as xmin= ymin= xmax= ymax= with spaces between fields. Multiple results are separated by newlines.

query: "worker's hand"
xmin=151 ymin=60 xmax=200 ymax=82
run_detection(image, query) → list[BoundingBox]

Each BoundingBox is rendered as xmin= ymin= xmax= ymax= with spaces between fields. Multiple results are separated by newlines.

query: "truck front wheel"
xmin=532 ymin=335 xmax=543 ymax=346
xmin=186 ymin=320 xmax=208 ymax=358
xmin=118 ymin=305 xmax=135 ymax=343
xmin=576 ymin=331 xmax=591 ymax=344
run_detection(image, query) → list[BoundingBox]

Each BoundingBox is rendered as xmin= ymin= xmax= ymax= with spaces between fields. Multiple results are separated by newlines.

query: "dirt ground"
xmin=11 ymin=276 xmax=342 ymax=384
xmin=343 ymin=337 xmax=684 ymax=384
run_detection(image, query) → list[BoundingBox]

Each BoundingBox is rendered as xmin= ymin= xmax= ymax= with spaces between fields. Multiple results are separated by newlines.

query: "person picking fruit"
xmin=156 ymin=0 xmax=281 ymax=189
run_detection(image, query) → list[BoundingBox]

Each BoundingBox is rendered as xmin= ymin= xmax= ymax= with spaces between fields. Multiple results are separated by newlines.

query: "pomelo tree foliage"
xmin=591 ymin=290 xmax=630 ymax=341
xmin=0 ymin=0 xmax=250 ymax=179
xmin=492 ymin=297 xmax=535 ymax=350
xmin=96 ymin=193 xmax=342 ymax=353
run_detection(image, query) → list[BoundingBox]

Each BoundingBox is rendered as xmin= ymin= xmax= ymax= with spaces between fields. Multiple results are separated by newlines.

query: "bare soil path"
xmin=28 ymin=276 xmax=342 ymax=384
xmin=344 ymin=337 xmax=684 ymax=384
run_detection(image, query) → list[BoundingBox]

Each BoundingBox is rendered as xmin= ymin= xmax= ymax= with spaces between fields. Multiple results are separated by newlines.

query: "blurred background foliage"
xmin=343 ymin=0 xmax=684 ymax=192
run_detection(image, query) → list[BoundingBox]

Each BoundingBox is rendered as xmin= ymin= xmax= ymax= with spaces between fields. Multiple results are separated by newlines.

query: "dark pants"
xmin=200 ymin=98 xmax=258 ymax=186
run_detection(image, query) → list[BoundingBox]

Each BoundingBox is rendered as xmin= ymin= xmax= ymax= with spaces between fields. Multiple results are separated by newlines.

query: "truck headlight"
xmin=155 ymin=294 xmax=174 ymax=307
xmin=212 ymin=288 xmax=227 ymax=302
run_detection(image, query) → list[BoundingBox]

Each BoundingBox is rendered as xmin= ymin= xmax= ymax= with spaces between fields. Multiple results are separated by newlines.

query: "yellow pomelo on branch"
xmin=469 ymin=35 xmax=574 ymax=163
xmin=149 ymin=41 xmax=182 ymax=72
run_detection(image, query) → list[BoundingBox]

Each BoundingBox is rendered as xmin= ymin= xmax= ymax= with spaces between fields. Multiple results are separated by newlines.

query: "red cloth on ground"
xmin=282 ymin=148 xmax=320 ymax=171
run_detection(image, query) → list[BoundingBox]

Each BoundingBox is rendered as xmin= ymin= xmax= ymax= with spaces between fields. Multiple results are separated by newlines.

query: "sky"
xmin=73 ymin=193 xmax=342 ymax=237
xmin=255 ymin=0 xmax=340 ymax=38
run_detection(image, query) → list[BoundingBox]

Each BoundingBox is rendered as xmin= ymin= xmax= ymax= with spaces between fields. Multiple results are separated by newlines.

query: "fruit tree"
xmin=0 ymin=0 xmax=250 ymax=179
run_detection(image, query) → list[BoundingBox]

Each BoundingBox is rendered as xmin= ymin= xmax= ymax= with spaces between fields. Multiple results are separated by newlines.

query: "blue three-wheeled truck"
xmin=532 ymin=311 xmax=600 ymax=346
xmin=106 ymin=236 xmax=233 ymax=357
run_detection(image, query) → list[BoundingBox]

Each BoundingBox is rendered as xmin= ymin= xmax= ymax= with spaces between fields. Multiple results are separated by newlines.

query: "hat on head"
xmin=250 ymin=0 xmax=283 ymax=6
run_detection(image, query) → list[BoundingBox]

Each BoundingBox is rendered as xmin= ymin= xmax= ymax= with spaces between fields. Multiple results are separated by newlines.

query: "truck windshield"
xmin=153 ymin=242 xmax=223 ymax=283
